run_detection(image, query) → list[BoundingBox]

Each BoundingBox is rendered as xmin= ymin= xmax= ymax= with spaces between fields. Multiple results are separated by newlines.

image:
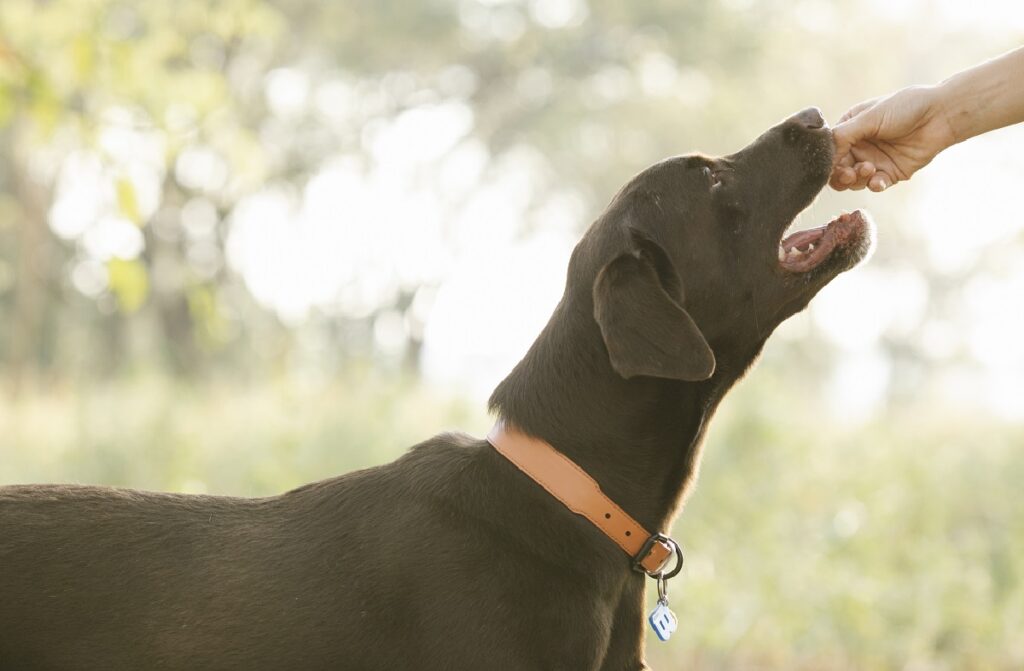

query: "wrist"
xmin=930 ymin=80 xmax=973 ymax=147
xmin=934 ymin=48 xmax=1024 ymax=144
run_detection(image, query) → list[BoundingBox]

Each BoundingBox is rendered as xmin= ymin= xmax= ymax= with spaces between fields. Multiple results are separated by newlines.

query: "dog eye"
xmin=702 ymin=166 xmax=723 ymax=188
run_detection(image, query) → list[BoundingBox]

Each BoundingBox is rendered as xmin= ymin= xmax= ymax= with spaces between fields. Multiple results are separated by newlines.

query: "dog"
xmin=0 ymin=107 xmax=872 ymax=670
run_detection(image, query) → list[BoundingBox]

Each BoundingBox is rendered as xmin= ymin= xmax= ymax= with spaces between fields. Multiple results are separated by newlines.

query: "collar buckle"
xmin=632 ymin=533 xmax=684 ymax=578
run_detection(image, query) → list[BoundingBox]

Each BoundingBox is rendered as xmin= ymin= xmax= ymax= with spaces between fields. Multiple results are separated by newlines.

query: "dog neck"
xmin=488 ymin=292 xmax=737 ymax=532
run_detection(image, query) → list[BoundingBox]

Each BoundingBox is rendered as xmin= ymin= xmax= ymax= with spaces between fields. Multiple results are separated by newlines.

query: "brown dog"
xmin=0 ymin=107 xmax=872 ymax=670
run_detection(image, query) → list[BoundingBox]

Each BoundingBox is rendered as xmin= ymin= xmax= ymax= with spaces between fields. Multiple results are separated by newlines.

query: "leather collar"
xmin=487 ymin=421 xmax=680 ymax=577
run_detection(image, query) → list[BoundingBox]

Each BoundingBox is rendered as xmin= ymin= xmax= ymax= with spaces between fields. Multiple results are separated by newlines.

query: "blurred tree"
xmin=0 ymin=0 xmax=1020 ymax=411
xmin=0 ymin=0 xmax=789 ymax=386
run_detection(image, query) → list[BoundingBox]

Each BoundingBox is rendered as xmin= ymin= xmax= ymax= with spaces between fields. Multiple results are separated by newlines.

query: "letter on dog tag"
xmin=648 ymin=602 xmax=678 ymax=641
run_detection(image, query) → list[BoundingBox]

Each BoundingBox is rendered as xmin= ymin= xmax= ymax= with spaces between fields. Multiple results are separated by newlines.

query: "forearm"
xmin=937 ymin=46 xmax=1024 ymax=143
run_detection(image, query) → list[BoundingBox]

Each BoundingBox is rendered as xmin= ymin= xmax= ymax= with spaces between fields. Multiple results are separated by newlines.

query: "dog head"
xmin=581 ymin=107 xmax=874 ymax=382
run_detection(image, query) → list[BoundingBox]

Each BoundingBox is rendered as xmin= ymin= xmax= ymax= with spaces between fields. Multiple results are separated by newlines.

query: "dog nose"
xmin=792 ymin=107 xmax=826 ymax=129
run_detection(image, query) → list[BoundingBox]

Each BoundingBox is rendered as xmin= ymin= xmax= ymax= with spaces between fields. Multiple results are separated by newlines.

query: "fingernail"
xmin=878 ymin=179 xmax=888 ymax=190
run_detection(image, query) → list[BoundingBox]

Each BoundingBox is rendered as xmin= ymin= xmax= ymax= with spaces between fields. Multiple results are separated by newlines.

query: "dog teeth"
xmin=787 ymin=247 xmax=803 ymax=259
xmin=807 ymin=243 xmax=815 ymax=253
xmin=778 ymin=246 xmax=785 ymax=262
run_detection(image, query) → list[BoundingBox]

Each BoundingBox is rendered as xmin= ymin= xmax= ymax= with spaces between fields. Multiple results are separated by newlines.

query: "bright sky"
xmin=868 ymin=0 xmax=1024 ymax=31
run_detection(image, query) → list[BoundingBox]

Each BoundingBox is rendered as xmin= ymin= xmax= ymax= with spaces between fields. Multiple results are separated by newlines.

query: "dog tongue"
xmin=778 ymin=210 xmax=868 ymax=272
xmin=781 ymin=227 xmax=826 ymax=252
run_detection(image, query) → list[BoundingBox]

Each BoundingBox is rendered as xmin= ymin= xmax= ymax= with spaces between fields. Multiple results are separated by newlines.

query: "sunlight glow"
xmin=38 ymin=2 xmax=1024 ymax=418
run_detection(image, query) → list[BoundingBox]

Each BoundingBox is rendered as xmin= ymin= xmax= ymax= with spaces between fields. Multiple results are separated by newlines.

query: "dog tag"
xmin=648 ymin=600 xmax=678 ymax=641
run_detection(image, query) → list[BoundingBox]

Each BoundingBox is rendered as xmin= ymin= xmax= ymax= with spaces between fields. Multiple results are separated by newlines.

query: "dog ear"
xmin=592 ymin=241 xmax=715 ymax=382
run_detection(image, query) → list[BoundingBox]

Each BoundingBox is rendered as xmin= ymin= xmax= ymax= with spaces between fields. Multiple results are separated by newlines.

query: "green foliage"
xmin=114 ymin=178 xmax=139 ymax=223
xmin=1 ymin=372 xmax=1021 ymax=669
xmin=0 ymin=371 xmax=479 ymax=496
xmin=186 ymin=284 xmax=229 ymax=348
xmin=649 ymin=373 xmax=1024 ymax=669
xmin=106 ymin=258 xmax=148 ymax=312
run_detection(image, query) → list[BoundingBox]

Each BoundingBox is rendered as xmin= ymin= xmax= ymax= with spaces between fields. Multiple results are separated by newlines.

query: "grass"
xmin=2 ymin=370 xmax=1022 ymax=669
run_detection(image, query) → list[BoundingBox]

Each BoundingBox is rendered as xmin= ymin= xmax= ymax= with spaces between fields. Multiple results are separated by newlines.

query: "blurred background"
xmin=1 ymin=0 xmax=1023 ymax=668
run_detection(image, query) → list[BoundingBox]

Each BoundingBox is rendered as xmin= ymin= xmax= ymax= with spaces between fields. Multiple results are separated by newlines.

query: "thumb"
xmin=832 ymin=104 xmax=881 ymax=160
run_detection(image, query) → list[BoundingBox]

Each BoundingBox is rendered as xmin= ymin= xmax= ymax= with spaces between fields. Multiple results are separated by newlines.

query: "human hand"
xmin=830 ymin=85 xmax=957 ymax=192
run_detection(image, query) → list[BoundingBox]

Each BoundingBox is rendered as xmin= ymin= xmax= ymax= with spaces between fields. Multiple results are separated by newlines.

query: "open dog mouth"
xmin=777 ymin=209 xmax=873 ymax=273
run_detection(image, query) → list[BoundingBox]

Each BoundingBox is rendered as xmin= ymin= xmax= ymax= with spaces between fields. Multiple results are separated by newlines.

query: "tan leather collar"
xmin=487 ymin=421 xmax=680 ymax=577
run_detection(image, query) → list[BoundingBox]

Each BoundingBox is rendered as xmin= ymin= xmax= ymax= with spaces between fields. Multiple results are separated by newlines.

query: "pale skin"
xmin=831 ymin=46 xmax=1024 ymax=192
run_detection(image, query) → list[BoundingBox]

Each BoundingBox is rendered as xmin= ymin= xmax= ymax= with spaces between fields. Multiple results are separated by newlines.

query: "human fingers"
xmin=837 ymin=97 xmax=880 ymax=125
xmin=832 ymin=143 xmax=856 ymax=170
xmin=834 ymin=97 xmax=884 ymax=161
xmin=867 ymin=172 xmax=892 ymax=192
xmin=829 ymin=166 xmax=856 ymax=190
xmin=856 ymin=161 xmax=876 ymax=181
xmin=829 ymin=158 xmax=876 ymax=190
xmin=833 ymin=105 xmax=884 ymax=160
xmin=831 ymin=98 xmax=880 ymax=166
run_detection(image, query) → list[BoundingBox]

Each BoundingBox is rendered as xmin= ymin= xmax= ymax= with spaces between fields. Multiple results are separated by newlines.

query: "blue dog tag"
xmin=648 ymin=602 xmax=678 ymax=641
